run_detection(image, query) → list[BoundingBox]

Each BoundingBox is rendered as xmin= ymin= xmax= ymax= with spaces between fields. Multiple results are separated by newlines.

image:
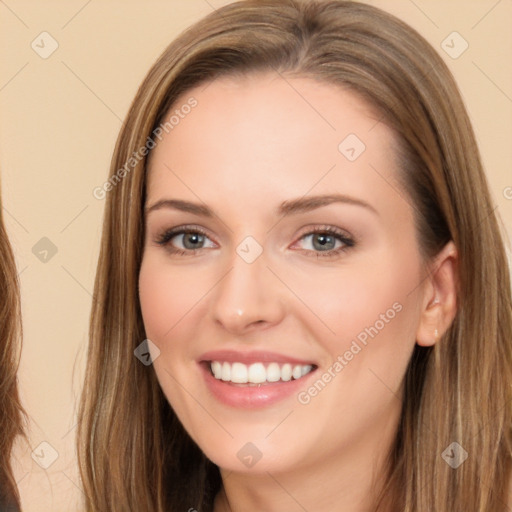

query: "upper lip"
xmin=199 ymin=349 xmax=317 ymax=366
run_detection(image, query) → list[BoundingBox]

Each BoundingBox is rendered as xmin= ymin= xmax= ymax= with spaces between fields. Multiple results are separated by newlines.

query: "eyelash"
xmin=154 ymin=224 xmax=355 ymax=259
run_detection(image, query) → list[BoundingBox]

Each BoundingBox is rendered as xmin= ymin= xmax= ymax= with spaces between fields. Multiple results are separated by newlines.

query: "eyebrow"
xmin=145 ymin=193 xmax=378 ymax=218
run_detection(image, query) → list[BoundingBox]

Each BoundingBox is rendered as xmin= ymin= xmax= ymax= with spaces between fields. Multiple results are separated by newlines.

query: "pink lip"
xmin=198 ymin=350 xmax=318 ymax=409
xmin=199 ymin=349 xmax=316 ymax=366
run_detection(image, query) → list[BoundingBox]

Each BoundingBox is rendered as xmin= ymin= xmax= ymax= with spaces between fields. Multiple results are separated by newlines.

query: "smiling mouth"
xmin=207 ymin=360 xmax=317 ymax=386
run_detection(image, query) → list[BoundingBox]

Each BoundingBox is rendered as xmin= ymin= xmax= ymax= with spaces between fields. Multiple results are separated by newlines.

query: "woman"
xmin=78 ymin=1 xmax=512 ymax=510
xmin=0 ymin=176 xmax=24 ymax=511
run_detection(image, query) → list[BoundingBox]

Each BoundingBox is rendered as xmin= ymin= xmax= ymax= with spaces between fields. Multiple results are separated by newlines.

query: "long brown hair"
xmin=77 ymin=1 xmax=512 ymax=510
xmin=0 ymin=176 xmax=24 ymax=511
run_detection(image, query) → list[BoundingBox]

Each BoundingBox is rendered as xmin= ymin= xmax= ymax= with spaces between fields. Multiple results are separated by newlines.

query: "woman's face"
xmin=139 ymin=73 xmax=428 ymax=475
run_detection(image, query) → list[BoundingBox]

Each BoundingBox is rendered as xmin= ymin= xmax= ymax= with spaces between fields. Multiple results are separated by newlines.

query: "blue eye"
xmin=295 ymin=227 xmax=355 ymax=258
xmin=156 ymin=226 xmax=215 ymax=255
xmin=155 ymin=225 xmax=355 ymax=258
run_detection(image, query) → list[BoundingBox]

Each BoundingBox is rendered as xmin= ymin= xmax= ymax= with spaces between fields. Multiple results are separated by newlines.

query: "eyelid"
xmin=154 ymin=224 xmax=218 ymax=247
xmin=293 ymin=224 xmax=353 ymax=240
xmin=290 ymin=224 xmax=355 ymax=256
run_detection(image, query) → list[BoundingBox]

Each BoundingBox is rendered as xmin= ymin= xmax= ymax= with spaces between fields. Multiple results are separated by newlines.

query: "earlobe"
xmin=416 ymin=241 xmax=459 ymax=347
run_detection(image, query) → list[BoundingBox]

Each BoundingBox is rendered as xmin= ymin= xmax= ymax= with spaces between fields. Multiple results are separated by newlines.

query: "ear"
xmin=416 ymin=241 xmax=458 ymax=347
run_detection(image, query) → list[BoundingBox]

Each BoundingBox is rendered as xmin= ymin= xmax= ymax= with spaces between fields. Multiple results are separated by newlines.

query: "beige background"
xmin=0 ymin=0 xmax=511 ymax=510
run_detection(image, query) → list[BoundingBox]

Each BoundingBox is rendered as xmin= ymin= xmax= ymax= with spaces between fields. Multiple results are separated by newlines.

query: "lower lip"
xmin=199 ymin=362 xmax=317 ymax=409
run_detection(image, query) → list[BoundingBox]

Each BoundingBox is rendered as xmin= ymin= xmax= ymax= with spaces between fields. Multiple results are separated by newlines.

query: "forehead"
xmin=146 ymin=73 xmax=407 ymax=223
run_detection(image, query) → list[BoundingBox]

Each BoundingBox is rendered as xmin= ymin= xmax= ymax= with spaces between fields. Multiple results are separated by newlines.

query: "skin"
xmin=139 ymin=72 xmax=458 ymax=512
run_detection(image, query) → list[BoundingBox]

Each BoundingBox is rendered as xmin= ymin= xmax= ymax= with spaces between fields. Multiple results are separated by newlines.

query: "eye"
xmin=293 ymin=226 xmax=355 ymax=258
xmin=155 ymin=225 xmax=216 ymax=255
xmin=154 ymin=224 xmax=355 ymax=258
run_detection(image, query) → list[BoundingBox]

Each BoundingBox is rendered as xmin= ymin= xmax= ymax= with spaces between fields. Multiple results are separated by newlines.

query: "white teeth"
xmin=281 ymin=363 xmax=292 ymax=381
xmin=211 ymin=361 xmax=222 ymax=379
xmin=248 ymin=362 xmax=266 ymax=383
xmin=231 ymin=362 xmax=248 ymax=383
xmin=221 ymin=362 xmax=231 ymax=381
xmin=210 ymin=361 xmax=314 ymax=384
xmin=266 ymin=362 xmax=281 ymax=382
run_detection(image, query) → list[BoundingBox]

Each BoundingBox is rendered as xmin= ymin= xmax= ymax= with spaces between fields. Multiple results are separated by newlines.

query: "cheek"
xmin=285 ymin=256 xmax=420 ymax=449
xmin=138 ymin=256 xmax=206 ymax=343
xmin=293 ymin=247 xmax=421 ymax=381
xmin=138 ymin=262 xmax=173 ymax=341
xmin=138 ymin=256 xmax=204 ymax=432
xmin=292 ymin=261 xmax=412 ymax=336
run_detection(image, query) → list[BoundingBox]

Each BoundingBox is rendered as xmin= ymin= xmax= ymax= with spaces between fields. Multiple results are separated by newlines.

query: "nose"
xmin=210 ymin=247 xmax=286 ymax=335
